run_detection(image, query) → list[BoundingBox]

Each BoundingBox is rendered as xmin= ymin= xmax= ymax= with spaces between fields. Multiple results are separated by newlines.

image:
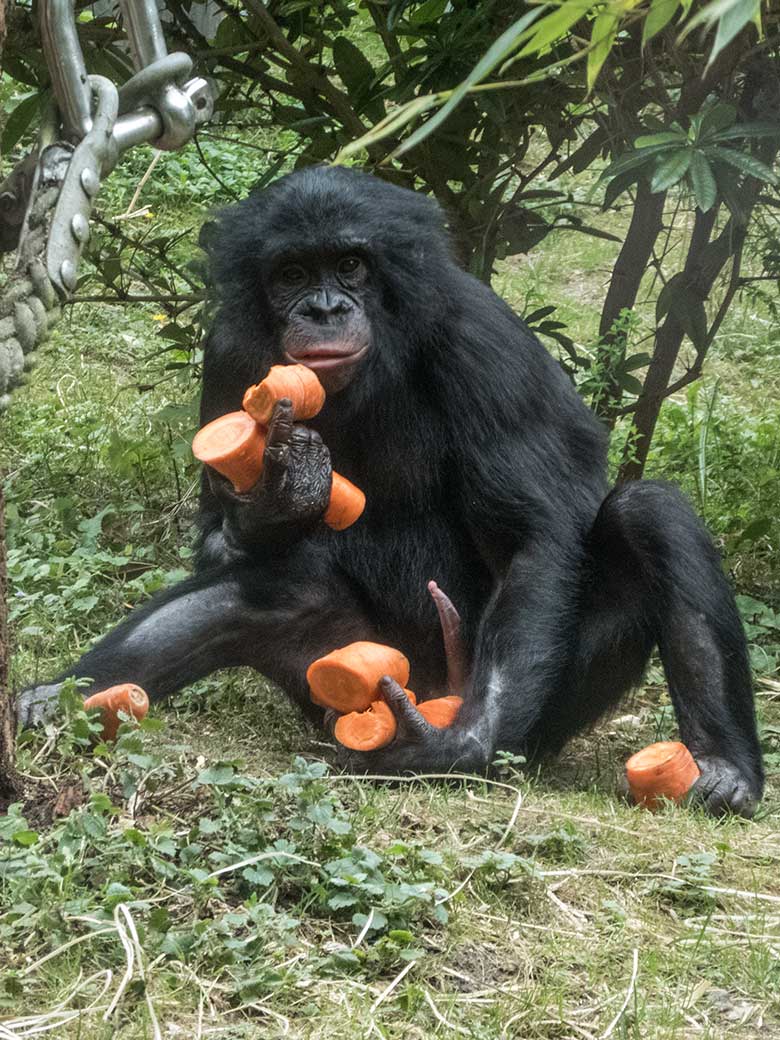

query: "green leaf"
xmin=1 ymin=93 xmax=40 ymax=153
xmin=600 ymin=144 xmax=672 ymax=181
xmin=635 ymin=131 xmax=686 ymax=148
xmin=519 ymin=1 xmax=591 ymax=59
xmin=650 ymin=147 xmax=692 ymax=192
xmin=587 ymin=11 xmax=618 ymax=92
xmin=680 ymin=0 xmax=761 ymax=65
xmin=712 ymin=122 xmax=780 ymax=142
xmin=602 ymin=169 xmax=640 ymax=209
xmin=642 ymin=0 xmax=680 ymax=44
xmin=699 ymin=101 xmax=737 ymax=138
xmin=737 ymin=517 xmax=772 ymax=545
xmin=410 ymin=0 xmax=447 ymax=24
xmin=689 ymin=151 xmax=718 ymax=211
xmin=707 ymin=145 xmax=780 ymax=186
xmin=332 ymin=37 xmax=384 ymax=123
xmin=12 ymin=830 xmax=38 ymax=847
xmin=396 ymin=7 xmax=545 ymax=157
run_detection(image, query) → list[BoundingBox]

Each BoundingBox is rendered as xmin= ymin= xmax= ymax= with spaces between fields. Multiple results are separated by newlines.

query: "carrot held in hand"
xmin=307 ymin=641 xmax=410 ymax=713
xmin=324 ymin=473 xmax=366 ymax=531
xmin=83 ymin=684 xmax=149 ymax=741
xmin=625 ymin=741 xmax=700 ymax=810
xmin=243 ymin=364 xmax=326 ymax=425
xmin=192 ymin=412 xmax=365 ymax=529
xmin=192 ymin=411 xmax=265 ymax=493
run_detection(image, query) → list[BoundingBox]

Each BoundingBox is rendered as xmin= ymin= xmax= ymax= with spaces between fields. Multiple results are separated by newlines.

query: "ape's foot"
xmin=17 ymin=683 xmax=63 ymax=728
xmin=689 ymin=755 xmax=762 ymax=818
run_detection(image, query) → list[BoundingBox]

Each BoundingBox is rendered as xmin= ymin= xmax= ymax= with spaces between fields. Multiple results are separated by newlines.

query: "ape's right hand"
xmin=207 ymin=399 xmax=333 ymax=546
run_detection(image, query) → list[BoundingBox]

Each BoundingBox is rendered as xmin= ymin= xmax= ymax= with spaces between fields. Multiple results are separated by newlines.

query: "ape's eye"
xmin=337 ymin=255 xmax=365 ymax=279
xmin=279 ymin=264 xmax=307 ymax=287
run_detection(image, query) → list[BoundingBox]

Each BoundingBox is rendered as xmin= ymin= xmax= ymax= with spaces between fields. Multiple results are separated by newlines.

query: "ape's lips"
xmin=285 ymin=345 xmax=368 ymax=373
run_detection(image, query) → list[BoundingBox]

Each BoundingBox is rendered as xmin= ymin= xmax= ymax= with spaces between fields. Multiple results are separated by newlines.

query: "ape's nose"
xmin=300 ymin=289 xmax=353 ymax=322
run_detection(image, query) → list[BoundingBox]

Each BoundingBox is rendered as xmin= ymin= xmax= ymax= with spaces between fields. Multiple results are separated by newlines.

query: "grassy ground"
xmin=1 ymin=149 xmax=780 ymax=1038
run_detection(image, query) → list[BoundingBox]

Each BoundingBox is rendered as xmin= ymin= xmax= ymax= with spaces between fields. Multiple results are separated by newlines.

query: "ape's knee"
xmin=594 ymin=480 xmax=712 ymax=562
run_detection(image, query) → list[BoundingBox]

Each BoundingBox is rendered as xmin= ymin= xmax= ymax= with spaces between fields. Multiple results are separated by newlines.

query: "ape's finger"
xmin=265 ymin=398 xmax=295 ymax=449
xmin=379 ymin=676 xmax=433 ymax=741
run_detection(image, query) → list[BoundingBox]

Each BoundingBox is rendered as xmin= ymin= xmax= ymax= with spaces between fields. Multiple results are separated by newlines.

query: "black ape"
xmin=20 ymin=166 xmax=763 ymax=816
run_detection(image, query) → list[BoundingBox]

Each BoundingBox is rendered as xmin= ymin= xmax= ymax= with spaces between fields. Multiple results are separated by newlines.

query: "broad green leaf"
xmin=635 ymin=131 xmax=686 ymax=148
xmin=642 ymin=0 xmax=680 ymax=44
xmin=680 ymin=0 xmax=760 ymax=65
xmin=707 ymin=145 xmax=780 ymax=186
xmin=395 ymin=7 xmax=545 ymax=157
xmin=519 ymin=1 xmax=591 ymax=59
xmin=709 ymin=0 xmax=761 ymax=63
xmin=738 ymin=517 xmax=772 ymax=544
xmin=650 ymin=147 xmax=692 ymax=192
xmin=410 ymin=0 xmax=447 ymax=24
xmin=602 ymin=168 xmax=640 ymax=209
xmin=332 ymin=37 xmax=384 ymax=123
xmin=689 ymin=151 xmax=718 ymax=212
xmin=600 ymin=142 xmax=678 ymax=181
xmin=587 ymin=11 xmax=618 ymax=91
xmin=1 ymin=92 xmax=40 ymax=153
xmin=699 ymin=101 xmax=737 ymax=138
xmin=712 ymin=122 xmax=780 ymax=142
xmin=657 ymin=278 xmax=708 ymax=348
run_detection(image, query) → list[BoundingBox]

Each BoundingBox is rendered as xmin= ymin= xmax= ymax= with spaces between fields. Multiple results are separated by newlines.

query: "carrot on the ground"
xmin=83 ymin=684 xmax=149 ymax=741
xmin=307 ymin=641 xmax=410 ymax=713
xmin=192 ymin=411 xmax=265 ymax=492
xmin=625 ymin=740 xmax=700 ymax=810
xmin=243 ymin=364 xmax=326 ymax=426
xmin=324 ymin=472 xmax=366 ymax=531
xmin=334 ymin=690 xmax=415 ymax=751
xmin=416 ymin=695 xmax=463 ymax=729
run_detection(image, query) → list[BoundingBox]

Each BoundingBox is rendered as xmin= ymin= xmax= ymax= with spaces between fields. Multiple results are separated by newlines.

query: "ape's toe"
xmin=17 ymin=684 xmax=62 ymax=728
xmin=689 ymin=756 xmax=761 ymax=818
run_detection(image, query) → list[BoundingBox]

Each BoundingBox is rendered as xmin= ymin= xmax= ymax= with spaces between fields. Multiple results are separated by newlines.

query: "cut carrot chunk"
xmin=243 ymin=364 xmax=326 ymax=425
xmin=625 ymin=741 xmax=701 ymax=810
xmin=334 ymin=689 xmax=418 ymax=751
xmin=307 ymin=642 xmax=410 ymax=713
xmin=83 ymin=684 xmax=149 ymax=741
xmin=324 ymin=472 xmax=366 ymax=531
xmin=192 ymin=411 xmax=265 ymax=493
xmin=417 ymin=695 xmax=463 ymax=729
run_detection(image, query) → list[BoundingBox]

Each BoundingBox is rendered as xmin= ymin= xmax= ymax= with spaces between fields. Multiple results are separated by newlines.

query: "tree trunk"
xmin=0 ymin=1 xmax=19 ymax=809
xmin=0 ymin=484 xmax=19 ymax=807
xmin=617 ymin=204 xmax=746 ymax=482
xmin=592 ymin=180 xmax=666 ymax=426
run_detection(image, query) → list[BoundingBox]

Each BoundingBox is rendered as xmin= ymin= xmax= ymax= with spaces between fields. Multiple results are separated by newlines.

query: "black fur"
xmin=19 ymin=167 xmax=764 ymax=816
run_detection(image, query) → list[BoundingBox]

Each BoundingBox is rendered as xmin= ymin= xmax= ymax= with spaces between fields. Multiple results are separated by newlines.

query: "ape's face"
xmin=268 ymin=249 xmax=372 ymax=394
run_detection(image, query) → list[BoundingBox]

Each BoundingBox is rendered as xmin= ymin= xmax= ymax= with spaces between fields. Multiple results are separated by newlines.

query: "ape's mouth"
xmin=285 ymin=344 xmax=368 ymax=373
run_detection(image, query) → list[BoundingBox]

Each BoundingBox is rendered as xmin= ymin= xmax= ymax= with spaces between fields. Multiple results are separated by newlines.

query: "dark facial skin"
xmin=269 ymin=252 xmax=372 ymax=394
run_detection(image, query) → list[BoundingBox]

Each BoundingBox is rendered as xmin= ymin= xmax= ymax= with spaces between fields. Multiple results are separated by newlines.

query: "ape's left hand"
xmin=337 ymin=677 xmax=487 ymax=775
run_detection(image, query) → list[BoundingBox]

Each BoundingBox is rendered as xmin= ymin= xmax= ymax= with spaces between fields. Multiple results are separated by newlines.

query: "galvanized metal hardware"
xmin=0 ymin=0 xmax=215 ymax=406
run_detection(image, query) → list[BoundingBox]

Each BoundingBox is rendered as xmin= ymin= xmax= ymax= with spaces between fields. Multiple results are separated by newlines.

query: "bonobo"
xmin=20 ymin=166 xmax=763 ymax=817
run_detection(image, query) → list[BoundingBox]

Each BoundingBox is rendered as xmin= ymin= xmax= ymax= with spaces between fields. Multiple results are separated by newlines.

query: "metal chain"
xmin=0 ymin=145 xmax=71 ymax=409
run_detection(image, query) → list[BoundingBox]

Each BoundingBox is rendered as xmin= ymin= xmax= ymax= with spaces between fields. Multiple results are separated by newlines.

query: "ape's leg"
xmin=18 ymin=544 xmax=376 ymax=726
xmin=532 ymin=481 xmax=763 ymax=816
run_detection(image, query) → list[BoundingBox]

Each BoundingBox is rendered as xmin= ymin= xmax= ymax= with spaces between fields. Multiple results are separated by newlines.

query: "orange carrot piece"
xmin=335 ymin=700 xmax=395 ymax=751
xmin=324 ymin=473 xmax=366 ymax=531
xmin=307 ymin=642 xmax=410 ymax=713
xmin=417 ymin=695 xmax=463 ymax=729
xmin=192 ymin=411 xmax=265 ymax=493
xmin=625 ymin=741 xmax=701 ymax=810
xmin=83 ymin=684 xmax=149 ymax=741
xmin=334 ymin=690 xmax=417 ymax=751
xmin=243 ymin=364 xmax=326 ymax=426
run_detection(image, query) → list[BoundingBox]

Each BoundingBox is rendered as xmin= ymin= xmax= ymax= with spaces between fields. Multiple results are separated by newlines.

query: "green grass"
xmin=2 ymin=147 xmax=780 ymax=1039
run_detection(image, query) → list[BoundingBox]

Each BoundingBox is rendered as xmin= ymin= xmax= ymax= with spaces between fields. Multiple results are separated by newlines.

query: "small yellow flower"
xmin=152 ymin=313 xmax=167 ymax=323
xmin=144 ymin=210 xmax=155 ymax=219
